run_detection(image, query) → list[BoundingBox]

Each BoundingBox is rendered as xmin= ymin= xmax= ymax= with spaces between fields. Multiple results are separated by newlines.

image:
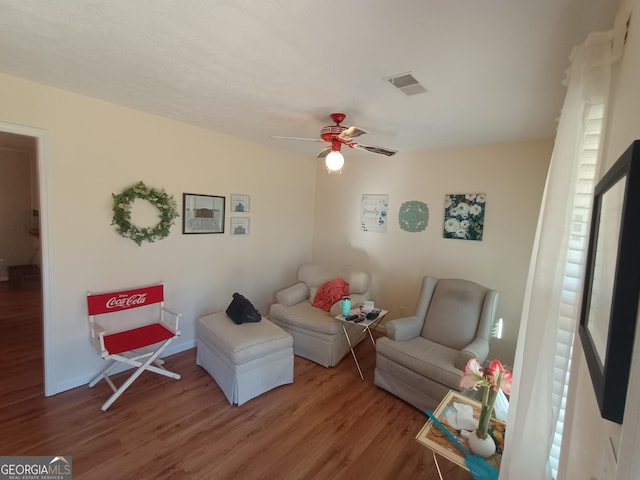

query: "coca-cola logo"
xmin=106 ymin=293 xmax=148 ymax=309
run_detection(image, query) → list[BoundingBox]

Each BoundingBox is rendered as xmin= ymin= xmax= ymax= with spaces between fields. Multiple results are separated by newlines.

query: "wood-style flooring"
xmin=0 ymin=281 xmax=472 ymax=479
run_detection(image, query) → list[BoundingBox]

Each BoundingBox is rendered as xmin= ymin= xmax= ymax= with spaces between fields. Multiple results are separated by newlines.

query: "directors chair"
xmin=87 ymin=283 xmax=181 ymax=411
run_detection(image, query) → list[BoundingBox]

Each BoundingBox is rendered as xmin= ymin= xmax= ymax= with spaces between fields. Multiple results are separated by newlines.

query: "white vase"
xmin=468 ymin=430 xmax=496 ymax=458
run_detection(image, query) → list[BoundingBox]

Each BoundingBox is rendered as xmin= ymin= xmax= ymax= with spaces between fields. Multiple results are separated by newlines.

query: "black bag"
xmin=225 ymin=292 xmax=262 ymax=324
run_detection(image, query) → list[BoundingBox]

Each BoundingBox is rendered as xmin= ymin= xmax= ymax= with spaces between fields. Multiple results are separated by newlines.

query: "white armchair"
xmin=374 ymin=276 xmax=497 ymax=411
xmin=269 ymin=263 xmax=371 ymax=367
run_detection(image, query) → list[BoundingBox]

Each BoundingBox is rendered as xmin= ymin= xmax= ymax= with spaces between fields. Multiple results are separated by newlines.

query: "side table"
xmin=415 ymin=390 xmax=505 ymax=479
xmin=335 ymin=309 xmax=388 ymax=380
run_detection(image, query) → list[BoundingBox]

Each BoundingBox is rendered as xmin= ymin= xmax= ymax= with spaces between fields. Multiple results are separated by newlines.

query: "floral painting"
xmin=443 ymin=193 xmax=486 ymax=241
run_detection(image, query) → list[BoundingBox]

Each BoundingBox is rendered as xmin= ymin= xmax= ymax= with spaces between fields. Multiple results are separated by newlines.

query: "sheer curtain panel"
xmin=499 ymin=31 xmax=613 ymax=480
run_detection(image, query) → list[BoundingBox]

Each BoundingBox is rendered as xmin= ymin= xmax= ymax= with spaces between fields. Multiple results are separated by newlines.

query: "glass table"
xmin=415 ymin=390 xmax=505 ymax=478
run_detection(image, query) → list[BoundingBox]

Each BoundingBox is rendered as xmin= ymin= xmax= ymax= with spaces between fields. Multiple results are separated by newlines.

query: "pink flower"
xmin=460 ymin=358 xmax=485 ymax=390
xmin=459 ymin=357 xmax=513 ymax=395
xmin=487 ymin=360 xmax=504 ymax=389
xmin=459 ymin=357 xmax=513 ymax=438
xmin=486 ymin=360 xmax=512 ymax=395
xmin=500 ymin=369 xmax=513 ymax=396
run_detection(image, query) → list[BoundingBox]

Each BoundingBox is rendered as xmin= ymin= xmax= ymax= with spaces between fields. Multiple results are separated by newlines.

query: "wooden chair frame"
xmin=87 ymin=283 xmax=181 ymax=411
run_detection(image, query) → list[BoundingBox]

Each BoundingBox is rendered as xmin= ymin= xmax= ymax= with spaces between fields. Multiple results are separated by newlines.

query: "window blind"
xmin=549 ymin=103 xmax=604 ymax=479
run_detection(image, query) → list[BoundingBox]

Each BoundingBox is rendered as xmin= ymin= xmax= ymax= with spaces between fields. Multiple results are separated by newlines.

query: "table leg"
xmin=365 ymin=325 xmax=376 ymax=347
xmin=432 ymin=451 xmax=444 ymax=480
xmin=342 ymin=323 xmax=364 ymax=381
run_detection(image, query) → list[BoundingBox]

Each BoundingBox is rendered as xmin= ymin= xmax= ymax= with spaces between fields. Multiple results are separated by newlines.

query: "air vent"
xmin=385 ymin=72 xmax=427 ymax=96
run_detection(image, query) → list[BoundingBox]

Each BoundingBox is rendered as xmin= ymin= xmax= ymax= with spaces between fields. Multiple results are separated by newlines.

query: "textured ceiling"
xmin=0 ymin=0 xmax=619 ymax=158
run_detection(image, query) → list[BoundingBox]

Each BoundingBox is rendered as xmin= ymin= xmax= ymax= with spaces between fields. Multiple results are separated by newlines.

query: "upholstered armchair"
xmin=269 ymin=263 xmax=371 ymax=367
xmin=374 ymin=276 xmax=497 ymax=411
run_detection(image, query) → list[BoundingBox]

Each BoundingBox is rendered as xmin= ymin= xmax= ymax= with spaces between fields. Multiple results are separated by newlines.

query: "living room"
xmin=1 ymin=0 xmax=640 ymax=478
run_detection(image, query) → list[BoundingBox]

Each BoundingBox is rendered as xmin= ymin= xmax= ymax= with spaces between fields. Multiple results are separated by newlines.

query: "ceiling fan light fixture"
xmin=325 ymin=150 xmax=344 ymax=173
xmin=272 ymin=112 xmax=398 ymax=169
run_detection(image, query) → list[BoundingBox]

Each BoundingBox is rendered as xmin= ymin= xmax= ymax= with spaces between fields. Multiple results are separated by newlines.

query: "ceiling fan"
xmin=272 ymin=113 xmax=398 ymax=173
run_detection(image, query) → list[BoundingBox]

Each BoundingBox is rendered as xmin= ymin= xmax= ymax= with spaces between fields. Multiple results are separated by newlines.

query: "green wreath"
xmin=111 ymin=181 xmax=179 ymax=246
xmin=399 ymin=200 xmax=429 ymax=232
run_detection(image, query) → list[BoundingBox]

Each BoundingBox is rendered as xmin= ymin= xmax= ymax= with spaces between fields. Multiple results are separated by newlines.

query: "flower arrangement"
xmin=112 ymin=181 xmax=179 ymax=246
xmin=460 ymin=358 xmax=512 ymax=439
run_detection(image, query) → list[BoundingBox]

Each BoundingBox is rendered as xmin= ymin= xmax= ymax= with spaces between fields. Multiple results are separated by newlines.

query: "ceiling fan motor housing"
xmin=321 ymin=112 xmax=347 ymax=142
xmin=321 ymin=125 xmax=347 ymax=142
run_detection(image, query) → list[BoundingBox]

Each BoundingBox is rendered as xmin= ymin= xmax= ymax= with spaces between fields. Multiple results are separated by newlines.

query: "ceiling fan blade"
xmin=316 ymin=147 xmax=331 ymax=158
xmin=353 ymin=143 xmax=398 ymax=157
xmin=338 ymin=126 xmax=369 ymax=141
xmin=270 ymin=136 xmax=324 ymax=142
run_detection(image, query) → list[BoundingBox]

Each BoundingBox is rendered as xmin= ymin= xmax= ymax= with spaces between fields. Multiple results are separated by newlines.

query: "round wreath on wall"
xmin=111 ymin=181 xmax=179 ymax=246
xmin=398 ymin=200 xmax=429 ymax=232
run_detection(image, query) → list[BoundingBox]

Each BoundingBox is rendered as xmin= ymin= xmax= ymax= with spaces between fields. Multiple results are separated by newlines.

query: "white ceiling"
xmin=0 ymin=0 xmax=619 ymax=158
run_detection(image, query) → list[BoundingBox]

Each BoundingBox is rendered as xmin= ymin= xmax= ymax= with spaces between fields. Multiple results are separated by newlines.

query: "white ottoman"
xmin=196 ymin=312 xmax=294 ymax=405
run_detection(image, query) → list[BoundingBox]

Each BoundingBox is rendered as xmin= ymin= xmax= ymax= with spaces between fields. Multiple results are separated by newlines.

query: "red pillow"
xmin=312 ymin=278 xmax=350 ymax=312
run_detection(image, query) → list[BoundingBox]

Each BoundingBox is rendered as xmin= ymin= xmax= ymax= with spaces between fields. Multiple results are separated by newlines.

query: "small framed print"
xmin=231 ymin=217 xmax=250 ymax=236
xmin=182 ymin=193 xmax=225 ymax=234
xmin=230 ymin=194 xmax=250 ymax=213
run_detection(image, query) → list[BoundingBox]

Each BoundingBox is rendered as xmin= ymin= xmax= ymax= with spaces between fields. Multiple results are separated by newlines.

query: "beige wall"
xmin=0 ymin=71 xmax=551 ymax=397
xmin=561 ymin=0 xmax=640 ymax=478
xmin=0 ymin=72 xmax=316 ymax=394
xmin=311 ymin=140 xmax=551 ymax=365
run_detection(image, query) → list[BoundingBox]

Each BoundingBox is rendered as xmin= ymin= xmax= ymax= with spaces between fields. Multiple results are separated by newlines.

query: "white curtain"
xmin=500 ymin=31 xmax=613 ymax=480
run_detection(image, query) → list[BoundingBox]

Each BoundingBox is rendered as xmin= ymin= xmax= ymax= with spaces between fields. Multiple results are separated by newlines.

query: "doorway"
xmin=0 ymin=123 xmax=51 ymax=399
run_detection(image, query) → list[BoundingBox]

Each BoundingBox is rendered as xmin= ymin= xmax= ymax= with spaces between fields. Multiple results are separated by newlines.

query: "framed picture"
xmin=578 ymin=140 xmax=640 ymax=424
xmin=443 ymin=193 xmax=486 ymax=241
xmin=230 ymin=194 xmax=250 ymax=213
xmin=361 ymin=194 xmax=388 ymax=233
xmin=182 ymin=193 xmax=225 ymax=234
xmin=230 ymin=217 xmax=249 ymax=236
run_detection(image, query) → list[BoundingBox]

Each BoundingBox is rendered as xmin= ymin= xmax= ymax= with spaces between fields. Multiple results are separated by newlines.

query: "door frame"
xmin=0 ymin=121 xmax=53 ymax=396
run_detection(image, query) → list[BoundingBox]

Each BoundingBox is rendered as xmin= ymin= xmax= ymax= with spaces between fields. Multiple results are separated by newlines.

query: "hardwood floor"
xmin=0 ymin=280 xmax=44 ymax=406
xmin=0 ymin=283 xmax=472 ymax=480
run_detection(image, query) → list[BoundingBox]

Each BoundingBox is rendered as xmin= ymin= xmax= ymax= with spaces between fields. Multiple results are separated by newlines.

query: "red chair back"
xmin=87 ymin=284 xmax=164 ymax=316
